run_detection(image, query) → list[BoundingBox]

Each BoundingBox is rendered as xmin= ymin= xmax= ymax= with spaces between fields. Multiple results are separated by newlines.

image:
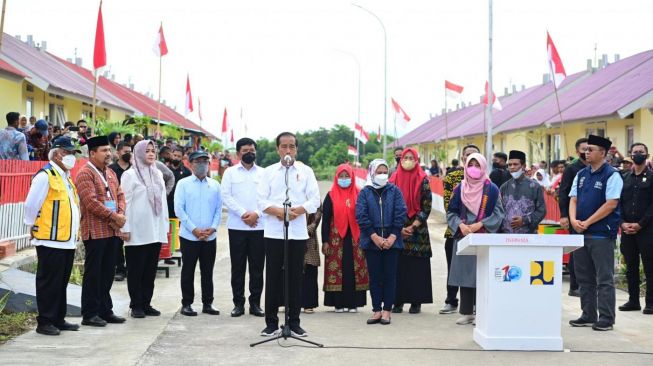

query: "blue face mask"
xmin=337 ymin=178 xmax=352 ymax=188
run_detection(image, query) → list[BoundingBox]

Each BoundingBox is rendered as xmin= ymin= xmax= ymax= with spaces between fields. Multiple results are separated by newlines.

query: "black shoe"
xmin=130 ymin=308 xmax=146 ymax=318
xmin=144 ymin=306 xmax=161 ymax=316
xmin=643 ymin=306 xmax=653 ymax=315
xmin=36 ymin=324 xmax=61 ymax=336
xmin=249 ymin=305 xmax=264 ymax=317
xmin=290 ymin=325 xmax=308 ymax=337
xmin=202 ymin=304 xmax=220 ymax=315
xmin=260 ymin=325 xmax=279 ymax=337
xmin=102 ymin=314 xmax=126 ymax=324
xmin=409 ymin=304 xmax=421 ymax=314
xmin=81 ymin=315 xmax=107 ymax=327
xmin=164 ymin=259 xmax=176 ymax=265
xmin=180 ymin=305 xmax=197 ymax=316
xmin=367 ymin=316 xmax=382 ymax=325
xmin=231 ymin=306 xmax=245 ymax=317
xmin=55 ymin=321 xmax=79 ymax=331
xmin=114 ymin=272 xmax=126 ymax=281
xmin=569 ymin=317 xmax=594 ymax=327
xmin=592 ymin=320 xmax=614 ymax=331
xmin=568 ymin=289 xmax=580 ymax=297
xmin=380 ymin=317 xmax=391 ymax=325
xmin=618 ymin=302 xmax=641 ymax=311
xmin=391 ymin=305 xmax=404 ymax=313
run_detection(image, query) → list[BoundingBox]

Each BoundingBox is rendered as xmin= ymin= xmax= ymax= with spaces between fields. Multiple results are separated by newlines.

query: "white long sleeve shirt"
xmin=221 ymin=163 xmax=264 ymax=231
xmin=257 ymin=161 xmax=320 ymax=240
xmin=23 ymin=161 xmax=80 ymax=250
xmin=120 ymin=168 xmax=169 ymax=246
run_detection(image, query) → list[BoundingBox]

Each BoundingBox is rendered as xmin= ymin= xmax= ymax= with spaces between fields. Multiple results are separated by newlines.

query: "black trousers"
xmin=35 ymin=246 xmax=75 ymax=326
xmin=621 ymin=231 xmax=653 ymax=307
xmin=228 ymin=229 xmax=265 ymax=308
xmin=568 ymin=251 xmax=578 ymax=291
xmin=180 ymin=237 xmax=216 ymax=306
xmin=125 ymin=243 xmax=162 ymax=310
xmin=460 ymin=286 xmax=476 ymax=315
xmin=444 ymin=238 xmax=459 ymax=307
xmin=264 ymin=238 xmax=306 ymax=328
xmin=115 ymin=238 xmax=126 ymax=276
xmin=302 ymin=264 xmax=319 ymax=309
xmin=82 ymin=237 xmax=118 ymax=319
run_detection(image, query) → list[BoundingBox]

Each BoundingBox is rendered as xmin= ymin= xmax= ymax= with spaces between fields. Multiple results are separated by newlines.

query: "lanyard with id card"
xmin=88 ymin=162 xmax=116 ymax=211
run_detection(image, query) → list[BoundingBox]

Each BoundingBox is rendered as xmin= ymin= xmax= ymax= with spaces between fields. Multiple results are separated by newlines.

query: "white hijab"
xmin=365 ymin=159 xmax=389 ymax=188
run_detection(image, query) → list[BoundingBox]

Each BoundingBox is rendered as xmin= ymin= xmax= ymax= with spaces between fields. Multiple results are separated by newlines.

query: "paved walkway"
xmin=1 ymin=186 xmax=652 ymax=365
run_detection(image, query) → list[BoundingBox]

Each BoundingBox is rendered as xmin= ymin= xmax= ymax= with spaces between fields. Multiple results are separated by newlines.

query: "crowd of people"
xmin=12 ymin=116 xmax=653 ymax=339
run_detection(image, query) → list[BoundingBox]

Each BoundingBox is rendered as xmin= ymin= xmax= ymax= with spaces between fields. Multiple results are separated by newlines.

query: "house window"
xmin=586 ymin=127 xmax=605 ymax=137
xmin=551 ymin=134 xmax=561 ymax=160
xmin=26 ymin=98 xmax=34 ymax=118
xmin=626 ymin=126 xmax=634 ymax=152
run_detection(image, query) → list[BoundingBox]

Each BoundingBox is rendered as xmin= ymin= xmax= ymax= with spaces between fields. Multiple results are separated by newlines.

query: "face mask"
xmin=510 ymin=170 xmax=523 ymax=179
xmin=171 ymin=159 xmax=181 ymax=166
xmin=373 ymin=173 xmax=389 ymax=187
xmin=401 ymin=160 xmax=416 ymax=171
xmin=337 ymin=178 xmax=352 ymax=188
xmin=121 ymin=153 xmax=132 ymax=163
xmin=241 ymin=152 xmax=256 ymax=165
xmin=492 ymin=162 xmax=501 ymax=169
xmin=632 ymin=154 xmax=647 ymax=165
xmin=62 ymin=154 xmax=76 ymax=169
xmin=395 ymin=156 xmax=402 ymax=164
xmin=579 ymin=153 xmax=586 ymax=161
xmin=467 ymin=166 xmax=483 ymax=179
xmin=194 ymin=163 xmax=209 ymax=176
xmin=163 ymin=157 xmax=172 ymax=163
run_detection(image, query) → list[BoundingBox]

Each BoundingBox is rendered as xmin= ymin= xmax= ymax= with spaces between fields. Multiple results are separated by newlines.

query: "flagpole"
xmin=485 ymin=0 xmax=494 ymax=166
xmin=0 ymin=0 xmax=7 ymax=53
xmin=156 ymin=22 xmax=163 ymax=139
xmin=92 ymin=69 xmax=98 ymax=125
xmin=552 ymin=83 xmax=569 ymax=158
xmin=444 ymin=89 xmax=449 ymax=169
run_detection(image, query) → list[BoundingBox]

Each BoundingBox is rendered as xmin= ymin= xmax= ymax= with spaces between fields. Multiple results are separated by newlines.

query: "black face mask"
xmin=162 ymin=157 xmax=172 ymax=163
xmin=121 ymin=153 xmax=132 ymax=163
xmin=241 ymin=152 xmax=256 ymax=165
xmin=171 ymin=159 xmax=182 ymax=166
xmin=492 ymin=162 xmax=501 ymax=169
xmin=579 ymin=153 xmax=587 ymax=161
xmin=395 ymin=156 xmax=402 ymax=164
xmin=632 ymin=154 xmax=647 ymax=165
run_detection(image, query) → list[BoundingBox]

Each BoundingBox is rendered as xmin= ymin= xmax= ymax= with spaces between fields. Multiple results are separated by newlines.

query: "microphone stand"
xmin=250 ymin=159 xmax=323 ymax=348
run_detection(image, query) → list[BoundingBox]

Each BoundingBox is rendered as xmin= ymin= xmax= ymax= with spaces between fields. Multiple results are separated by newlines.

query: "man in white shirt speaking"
xmin=257 ymin=132 xmax=320 ymax=337
xmin=221 ymin=137 xmax=265 ymax=318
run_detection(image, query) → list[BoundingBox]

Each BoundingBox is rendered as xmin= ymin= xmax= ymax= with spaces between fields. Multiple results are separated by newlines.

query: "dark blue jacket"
xmin=575 ymin=162 xmax=621 ymax=238
xmin=355 ymin=184 xmax=408 ymax=250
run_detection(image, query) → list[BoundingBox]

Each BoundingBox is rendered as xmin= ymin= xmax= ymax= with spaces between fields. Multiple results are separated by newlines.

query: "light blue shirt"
xmin=174 ymin=174 xmax=222 ymax=241
xmin=569 ymin=170 xmax=623 ymax=199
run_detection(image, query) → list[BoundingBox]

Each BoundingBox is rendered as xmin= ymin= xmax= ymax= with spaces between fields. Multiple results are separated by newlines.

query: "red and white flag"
xmin=546 ymin=31 xmax=567 ymax=88
xmin=377 ymin=125 xmax=381 ymax=143
xmin=354 ymin=123 xmax=369 ymax=144
xmin=184 ymin=75 xmax=193 ymax=116
xmin=230 ymin=129 xmax=234 ymax=143
xmin=221 ymin=107 xmax=229 ymax=135
xmin=93 ymin=1 xmax=106 ymax=70
xmin=445 ymin=80 xmax=464 ymax=99
xmin=347 ymin=145 xmax=358 ymax=157
xmin=391 ymin=98 xmax=411 ymax=128
xmin=483 ymin=81 xmax=502 ymax=111
xmin=153 ymin=24 xmax=169 ymax=57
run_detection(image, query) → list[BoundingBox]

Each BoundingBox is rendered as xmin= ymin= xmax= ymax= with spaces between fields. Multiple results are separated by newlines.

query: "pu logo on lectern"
xmin=530 ymin=261 xmax=554 ymax=285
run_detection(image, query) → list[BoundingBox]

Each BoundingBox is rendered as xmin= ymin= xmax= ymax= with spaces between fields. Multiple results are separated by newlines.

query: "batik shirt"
xmin=499 ymin=175 xmax=546 ymax=233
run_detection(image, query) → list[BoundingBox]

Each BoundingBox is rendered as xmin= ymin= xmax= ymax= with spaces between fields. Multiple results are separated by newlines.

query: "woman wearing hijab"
xmin=390 ymin=148 xmax=433 ymax=314
xmin=356 ymin=159 xmax=407 ymax=325
xmin=534 ymin=169 xmax=551 ymax=188
xmin=322 ymin=164 xmax=369 ymax=313
xmin=120 ymin=140 xmax=169 ymax=318
xmin=447 ymin=153 xmax=504 ymax=325
xmin=301 ymin=203 xmax=322 ymax=314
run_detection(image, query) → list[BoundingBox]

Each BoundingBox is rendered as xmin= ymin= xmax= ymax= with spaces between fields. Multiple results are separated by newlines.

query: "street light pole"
xmin=336 ymin=49 xmax=362 ymax=165
xmin=353 ymin=3 xmax=387 ymax=161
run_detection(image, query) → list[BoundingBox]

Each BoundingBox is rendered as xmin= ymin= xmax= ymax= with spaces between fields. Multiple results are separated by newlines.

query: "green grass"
xmin=0 ymin=311 xmax=37 ymax=344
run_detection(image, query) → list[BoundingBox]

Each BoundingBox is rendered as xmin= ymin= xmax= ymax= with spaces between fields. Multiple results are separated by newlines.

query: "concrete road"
xmin=1 ymin=181 xmax=652 ymax=365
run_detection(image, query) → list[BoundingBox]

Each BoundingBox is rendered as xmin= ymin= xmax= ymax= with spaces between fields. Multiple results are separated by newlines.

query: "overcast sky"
xmin=4 ymin=0 xmax=653 ymax=140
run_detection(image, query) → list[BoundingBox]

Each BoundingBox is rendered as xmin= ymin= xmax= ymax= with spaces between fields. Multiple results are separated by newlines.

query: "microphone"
xmin=283 ymin=154 xmax=293 ymax=167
